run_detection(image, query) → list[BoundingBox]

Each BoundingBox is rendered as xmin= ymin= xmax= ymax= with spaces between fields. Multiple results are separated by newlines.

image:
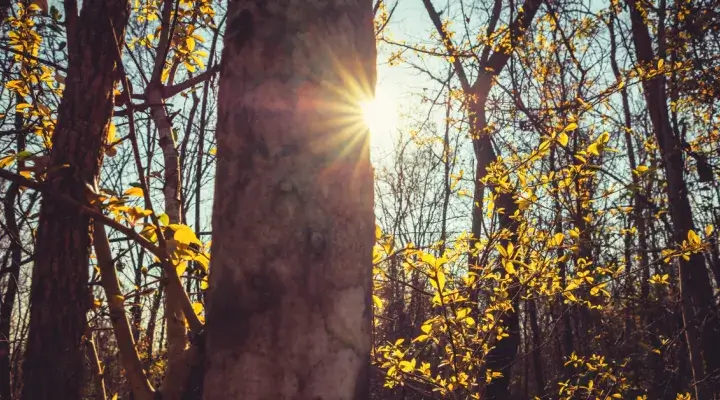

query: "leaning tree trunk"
xmin=202 ymin=0 xmax=376 ymax=398
xmin=20 ymin=1 xmax=130 ymax=399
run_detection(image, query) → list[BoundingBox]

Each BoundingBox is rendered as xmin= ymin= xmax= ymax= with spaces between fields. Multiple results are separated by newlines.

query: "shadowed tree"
xmin=20 ymin=0 xmax=130 ymax=398
xmin=202 ymin=0 xmax=377 ymax=398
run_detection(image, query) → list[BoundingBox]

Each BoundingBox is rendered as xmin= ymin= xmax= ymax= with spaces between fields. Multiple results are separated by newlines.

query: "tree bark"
xmin=202 ymin=0 xmax=376 ymax=399
xmin=20 ymin=1 xmax=130 ymax=399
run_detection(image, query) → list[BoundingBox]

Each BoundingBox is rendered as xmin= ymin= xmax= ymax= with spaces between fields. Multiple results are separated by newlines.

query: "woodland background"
xmin=0 ymin=0 xmax=720 ymax=399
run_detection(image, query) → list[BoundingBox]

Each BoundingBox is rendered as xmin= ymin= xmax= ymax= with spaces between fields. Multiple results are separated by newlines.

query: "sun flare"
xmin=360 ymin=87 xmax=398 ymax=147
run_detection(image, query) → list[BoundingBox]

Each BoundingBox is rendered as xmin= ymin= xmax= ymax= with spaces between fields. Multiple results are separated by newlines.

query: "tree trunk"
xmin=0 ymin=183 xmax=20 ymax=400
xmin=0 ymin=94 xmax=25 ymax=400
xmin=626 ymin=0 xmax=720 ymax=397
xmin=202 ymin=1 xmax=376 ymax=399
xmin=527 ymin=298 xmax=544 ymax=396
xmin=20 ymin=1 xmax=130 ymax=398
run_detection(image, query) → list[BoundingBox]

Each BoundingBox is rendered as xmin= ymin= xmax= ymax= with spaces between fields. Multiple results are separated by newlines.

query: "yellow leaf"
xmin=634 ymin=165 xmax=649 ymax=174
xmin=158 ymin=213 xmax=170 ymax=226
xmin=587 ymin=143 xmax=600 ymax=156
xmin=171 ymin=224 xmax=201 ymax=245
xmin=200 ymin=277 xmax=209 ymax=290
xmin=15 ymin=103 xmax=32 ymax=112
xmin=505 ymin=261 xmax=516 ymax=275
xmin=0 ymin=155 xmax=15 ymax=169
xmin=558 ymin=132 xmax=569 ymax=147
xmin=658 ymin=59 xmax=664 ymax=70
xmin=186 ymin=37 xmax=196 ymax=51
xmin=706 ymin=225 xmax=714 ymax=237
xmin=436 ymin=271 xmax=446 ymax=292
xmin=372 ymin=295 xmax=384 ymax=309
xmin=399 ymin=359 xmax=416 ymax=373
xmin=421 ymin=252 xmax=437 ymax=267
xmin=564 ymin=122 xmax=578 ymax=132
xmin=687 ymin=230 xmax=701 ymax=245
xmin=176 ymin=261 xmax=187 ymax=276
xmin=193 ymin=252 xmax=210 ymax=270
xmin=124 ymin=187 xmax=144 ymax=197
xmin=208 ymin=147 xmax=217 ymax=155
xmin=553 ymin=232 xmax=565 ymax=246
xmin=413 ymin=334 xmax=429 ymax=342
xmin=495 ymin=244 xmax=508 ymax=258
xmin=107 ymin=123 xmax=116 ymax=145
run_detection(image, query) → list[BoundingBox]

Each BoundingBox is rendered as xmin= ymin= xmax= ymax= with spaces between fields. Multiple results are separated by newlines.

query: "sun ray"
xmin=360 ymin=86 xmax=398 ymax=148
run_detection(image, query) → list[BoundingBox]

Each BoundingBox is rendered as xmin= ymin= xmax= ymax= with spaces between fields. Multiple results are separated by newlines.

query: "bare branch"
xmin=162 ymin=64 xmax=220 ymax=99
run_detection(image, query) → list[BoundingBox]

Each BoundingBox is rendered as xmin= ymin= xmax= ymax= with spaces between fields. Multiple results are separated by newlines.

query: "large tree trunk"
xmin=202 ymin=0 xmax=376 ymax=399
xmin=625 ymin=0 xmax=720 ymax=398
xmin=20 ymin=1 xmax=130 ymax=398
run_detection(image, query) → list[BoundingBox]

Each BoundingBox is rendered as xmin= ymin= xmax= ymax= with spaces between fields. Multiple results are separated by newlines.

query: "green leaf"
xmin=158 ymin=213 xmax=170 ymax=226
xmin=16 ymin=150 xmax=33 ymax=160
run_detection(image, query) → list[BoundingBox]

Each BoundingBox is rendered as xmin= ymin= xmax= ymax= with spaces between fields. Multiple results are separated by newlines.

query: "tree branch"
xmin=162 ymin=64 xmax=220 ymax=99
xmin=93 ymin=221 xmax=156 ymax=400
xmin=420 ymin=0 xmax=472 ymax=92
xmin=481 ymin=0 xmax=542 ymax=78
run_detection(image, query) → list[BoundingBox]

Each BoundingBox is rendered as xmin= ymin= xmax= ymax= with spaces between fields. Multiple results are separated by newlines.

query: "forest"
xmin=0 ymin=0 xmax=719 ymax=399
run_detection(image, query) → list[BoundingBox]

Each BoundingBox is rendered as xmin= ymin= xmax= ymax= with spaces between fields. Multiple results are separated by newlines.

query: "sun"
xmin=360 ymin=86 xmax=398 ymax=148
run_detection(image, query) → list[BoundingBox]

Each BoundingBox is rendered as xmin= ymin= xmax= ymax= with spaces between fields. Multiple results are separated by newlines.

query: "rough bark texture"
xmin=203 ymin=0 xmax=376 ymax=399
xmin=20 ymin=1 xmax=129 ymax=399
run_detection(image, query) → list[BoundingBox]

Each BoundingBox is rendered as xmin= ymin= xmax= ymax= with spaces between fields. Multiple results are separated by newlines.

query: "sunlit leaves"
xmin=648 ymin=274 xmax=669 ymax=285
xmin=123 ymin=187 xmax=144 ymax=197
xmin=170 ymin=223 xmax=201 ymax=246
xmin=558 ymin=132 xmax=569 ymax=147
xmin=687 ymin=229 xmax=701 ymax=246
xmin=192 ymin=302 xmax=205 ymax=324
